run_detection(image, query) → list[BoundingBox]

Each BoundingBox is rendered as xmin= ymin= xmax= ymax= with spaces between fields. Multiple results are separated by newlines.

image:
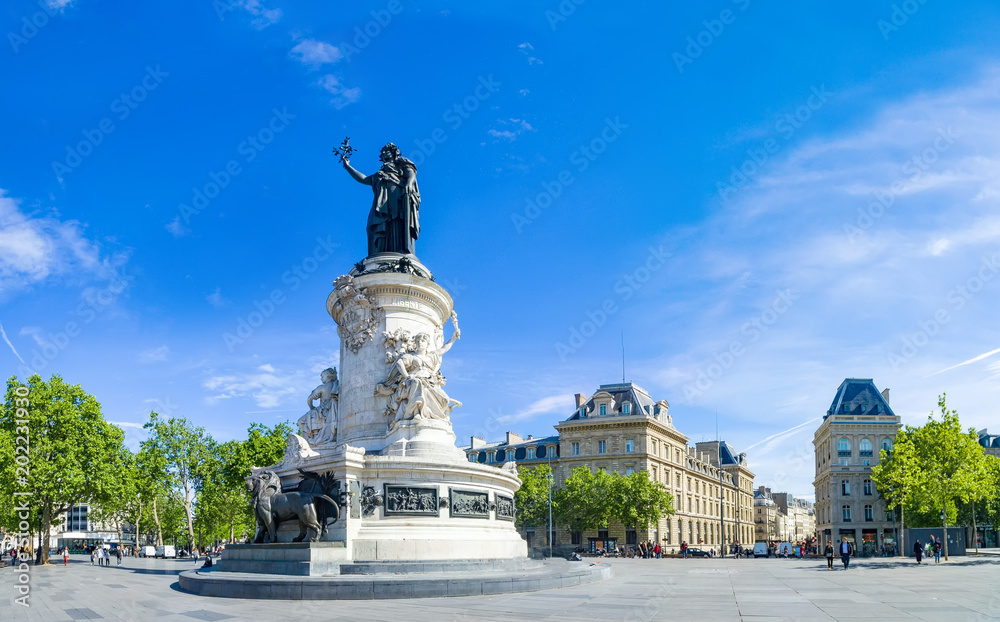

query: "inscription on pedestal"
xmin=449 ymin=488 xmax=490 ymax=519
xmin=383 ymin=485 xmax=439 ymax=516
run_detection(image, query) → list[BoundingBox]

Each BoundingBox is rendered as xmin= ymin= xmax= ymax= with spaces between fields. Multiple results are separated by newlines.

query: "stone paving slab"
xmin=3 ymin=554 xmax=1000 ymax=620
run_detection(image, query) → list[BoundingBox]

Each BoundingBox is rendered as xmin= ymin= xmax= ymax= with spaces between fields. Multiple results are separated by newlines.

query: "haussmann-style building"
xmin=813 ymin=378 xmax=901 ymax=556
xmin=463 ymin=382 xmax=755 ymax=554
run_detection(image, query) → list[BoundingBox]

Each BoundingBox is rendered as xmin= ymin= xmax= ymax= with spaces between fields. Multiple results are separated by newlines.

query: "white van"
xmin=140 ymin=546 xmax=156 ymax=558
xmin=753 ymin=542 xmax=769 ymax=558
xmin=778 ymin=542 xmax=793 ymax=557
xmin=155 ymin=545 xmax=176 ymax=558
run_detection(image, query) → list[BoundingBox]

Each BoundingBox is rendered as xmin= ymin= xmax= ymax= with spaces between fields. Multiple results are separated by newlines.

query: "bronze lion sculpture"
xmin=246 ymin=470 xmax=340 ymax=543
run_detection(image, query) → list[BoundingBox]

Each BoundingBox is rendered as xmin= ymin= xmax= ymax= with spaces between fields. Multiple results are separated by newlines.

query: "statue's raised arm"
xmin=435 ymin=312 xmax=460 ymax=356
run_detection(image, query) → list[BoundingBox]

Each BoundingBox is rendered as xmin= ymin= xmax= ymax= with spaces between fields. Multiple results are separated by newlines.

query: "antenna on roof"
xmin=620 ymin=331 xmax=626 ymax=383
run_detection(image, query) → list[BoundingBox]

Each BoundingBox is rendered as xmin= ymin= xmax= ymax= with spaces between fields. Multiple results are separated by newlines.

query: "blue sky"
xmin=3 ymin=0 xmax=1000 ymax=500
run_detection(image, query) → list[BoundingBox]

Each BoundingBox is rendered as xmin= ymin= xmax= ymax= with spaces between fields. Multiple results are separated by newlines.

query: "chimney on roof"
xmin=881 ymin=388 xmax=890 ymax=404
xmin=470 ymin=436 xmax=485 ymax=449
xmin=506 ymin=432 xmax=523 ymax=445
xmin=574 ymin=393 xmax=585 ymax=407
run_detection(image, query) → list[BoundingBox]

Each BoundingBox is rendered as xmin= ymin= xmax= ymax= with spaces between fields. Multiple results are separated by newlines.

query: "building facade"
xmin=463 ymin=382 xmax=755 ymax=553
xmin=813 ymin=378 xmax=901 ymax=556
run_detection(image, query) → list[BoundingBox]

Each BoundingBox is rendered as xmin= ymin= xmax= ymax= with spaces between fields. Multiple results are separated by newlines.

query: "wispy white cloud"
xmin=488 ymin=118 xmax=535 ymax=142
xmin=317 ymin=74 xmax=361 ymax=110
xmin=927 ymin=347 xmax=1000 ymax=377
xmin=165 ymin=216 xmax=189 ymax=238
xmin=290 ymin=39 xmax=342 ymax=66
xmin=206 ymin=287 xmax=229 ymax=308
xmin=0 ymin=190 xmax=116 ymax=296
xmin=517 ymin=42 xmax=542 ymax=65
xmin=138 ymin=345 xmax=170 ymax=364
xmin=0 ymin=321 xmax=26 ymax=366
xmin=203 ymin=363 xmax=309 ymax=409
xmin=498 ymin=393 xmax=573 ymax=424
xmin=236 ymin=0 xmax=282 ymax=29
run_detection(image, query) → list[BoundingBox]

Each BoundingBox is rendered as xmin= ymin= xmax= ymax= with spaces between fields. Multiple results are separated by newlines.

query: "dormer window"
xmin=580 ymin=406 xmax=586 ymax=418
xmin=599 ymin=404 xmax=607 ymax=416
xmin=623 ymin=403 xmax=631 ymax=415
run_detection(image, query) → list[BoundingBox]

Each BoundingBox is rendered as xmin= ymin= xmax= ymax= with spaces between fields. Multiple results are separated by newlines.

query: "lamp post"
xmin=940 ymin=506 xmax=948 ymax=561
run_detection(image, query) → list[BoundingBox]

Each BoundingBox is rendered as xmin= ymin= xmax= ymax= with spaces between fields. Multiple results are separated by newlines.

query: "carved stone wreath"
xmin=332 ymin=275 xmax=385 ymax=354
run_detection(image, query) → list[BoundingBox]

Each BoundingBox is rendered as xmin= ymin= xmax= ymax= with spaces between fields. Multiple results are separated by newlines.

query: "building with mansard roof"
xmin=813 ymin=378 xmax=901 ymax=556
xmin=462 ymin=382 xmax=755 ymax=554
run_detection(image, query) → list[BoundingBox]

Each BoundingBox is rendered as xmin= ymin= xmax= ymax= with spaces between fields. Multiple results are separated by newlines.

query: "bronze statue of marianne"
xmin=340 ymin=141 xmax=420 ymax=257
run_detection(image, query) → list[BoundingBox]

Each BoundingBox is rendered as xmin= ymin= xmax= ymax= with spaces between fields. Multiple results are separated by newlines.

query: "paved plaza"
xmin=2 ymin=554 xmax=999 ymax=621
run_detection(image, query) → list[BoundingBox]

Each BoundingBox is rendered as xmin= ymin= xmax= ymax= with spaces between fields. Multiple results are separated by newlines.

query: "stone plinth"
xmin=219 ymin=542 xmax=349 ymax=576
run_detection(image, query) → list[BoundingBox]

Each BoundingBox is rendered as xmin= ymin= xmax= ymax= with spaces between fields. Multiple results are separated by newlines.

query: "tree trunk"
xmin=941 ymin=498 xmax=949 ymax=561
xmin=135 ymin=495 xmax=143 ymax=548
xmin=152 ymin=497 xmax=163 ymax=547
xmin=972 ymin=501 xmax=978 ymax=554
xmin=900 ymin=503 xmax=905 ymax=557
xmin=183 ymin=499 xmax=195 ymax=551
xmin=39 ymin=501 xmax=52 ymax=565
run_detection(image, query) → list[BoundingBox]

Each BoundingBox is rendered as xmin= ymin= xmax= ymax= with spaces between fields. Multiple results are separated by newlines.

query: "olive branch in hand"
xmin=332 ymin=137 xmax=355 ymax=164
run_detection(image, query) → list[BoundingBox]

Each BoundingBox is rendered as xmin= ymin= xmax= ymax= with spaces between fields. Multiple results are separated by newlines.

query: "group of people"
xmin=912 ymin=536 xmax=943 ymax=564
xmin=617 ymin=542 xmax=662 ymax=558
xmin=89 ymin=546 xmax=123 ymax=567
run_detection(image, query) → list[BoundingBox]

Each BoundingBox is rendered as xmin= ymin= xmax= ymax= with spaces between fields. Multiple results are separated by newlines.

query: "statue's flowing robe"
xmin=366 ymin=157 xmax=420 ymax=256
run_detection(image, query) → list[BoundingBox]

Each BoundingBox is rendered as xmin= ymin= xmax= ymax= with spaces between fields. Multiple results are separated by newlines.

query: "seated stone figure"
xmin=297 ymin=368 xmax=338 ymax=445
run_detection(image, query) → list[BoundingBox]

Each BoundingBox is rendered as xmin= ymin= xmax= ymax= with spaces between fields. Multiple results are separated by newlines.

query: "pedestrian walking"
xmin=839 ymin=537 xmax=853 ymax=570
xmin=825 ymin=542 xmax=834 ymax=569
xmin=681 ymin=541 xmax=688 ymax=559
xmin=115 ymin=547 xmax=123 ymax=567
xmin=933 ymin=537 xmax=941 ymax=564
xmin=913 ymin=539 xmax=923 ymax=564
xmin=90 ymin=547 xmax=95 ymax=566
xmin=63 ymin=547 xmax=69 ymax=566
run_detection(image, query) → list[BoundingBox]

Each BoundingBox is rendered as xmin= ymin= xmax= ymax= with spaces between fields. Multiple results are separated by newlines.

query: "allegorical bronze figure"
xmin=337 ymin=139 xmax=420 ymax=257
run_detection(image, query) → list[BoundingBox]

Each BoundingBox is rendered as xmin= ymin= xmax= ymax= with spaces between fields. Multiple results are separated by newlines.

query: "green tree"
xmin=514 ymin=465 xmax=553 ymax=533
xmin=609 ymin=470 xmax=675 ymax=535
xmin=0 ymin=375 xmax=126 ymax=564
xmin=903 ymin=394 xmax=990 ymax=560
xmin=871 ymin=428 xmax=919 ymax=536
xmin=142 ymin=413 xmax=214 ymax=551
xmin=553 ymin=466 xmax=614 ymax=535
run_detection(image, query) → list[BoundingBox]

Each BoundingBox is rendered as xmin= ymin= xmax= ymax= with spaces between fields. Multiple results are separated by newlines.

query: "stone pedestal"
xmin=265 ymin=253 xmax=526 ymax=562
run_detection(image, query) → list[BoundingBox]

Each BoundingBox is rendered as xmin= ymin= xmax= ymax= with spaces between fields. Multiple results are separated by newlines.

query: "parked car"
xmin=684 ymin=547 xmax=712 ymax=558
xmin=753 ymin=542 xmax=769 ymax=558
xmin=140 ymin=546 xmax=156 ymax=558
xmin=155 ymin=545 xmax=176 ymax=558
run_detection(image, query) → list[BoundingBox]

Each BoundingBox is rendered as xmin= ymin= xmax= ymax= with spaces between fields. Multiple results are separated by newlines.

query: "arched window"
xmin=495 ymin=449 xmax=506 ymax=462
xmin=859 ymin=439 xmax=873 ymax=457
xmin=837 ymin=439 xmax=851 ymax=457
xmin=881 ymin=439 xmax=893 ymax=452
